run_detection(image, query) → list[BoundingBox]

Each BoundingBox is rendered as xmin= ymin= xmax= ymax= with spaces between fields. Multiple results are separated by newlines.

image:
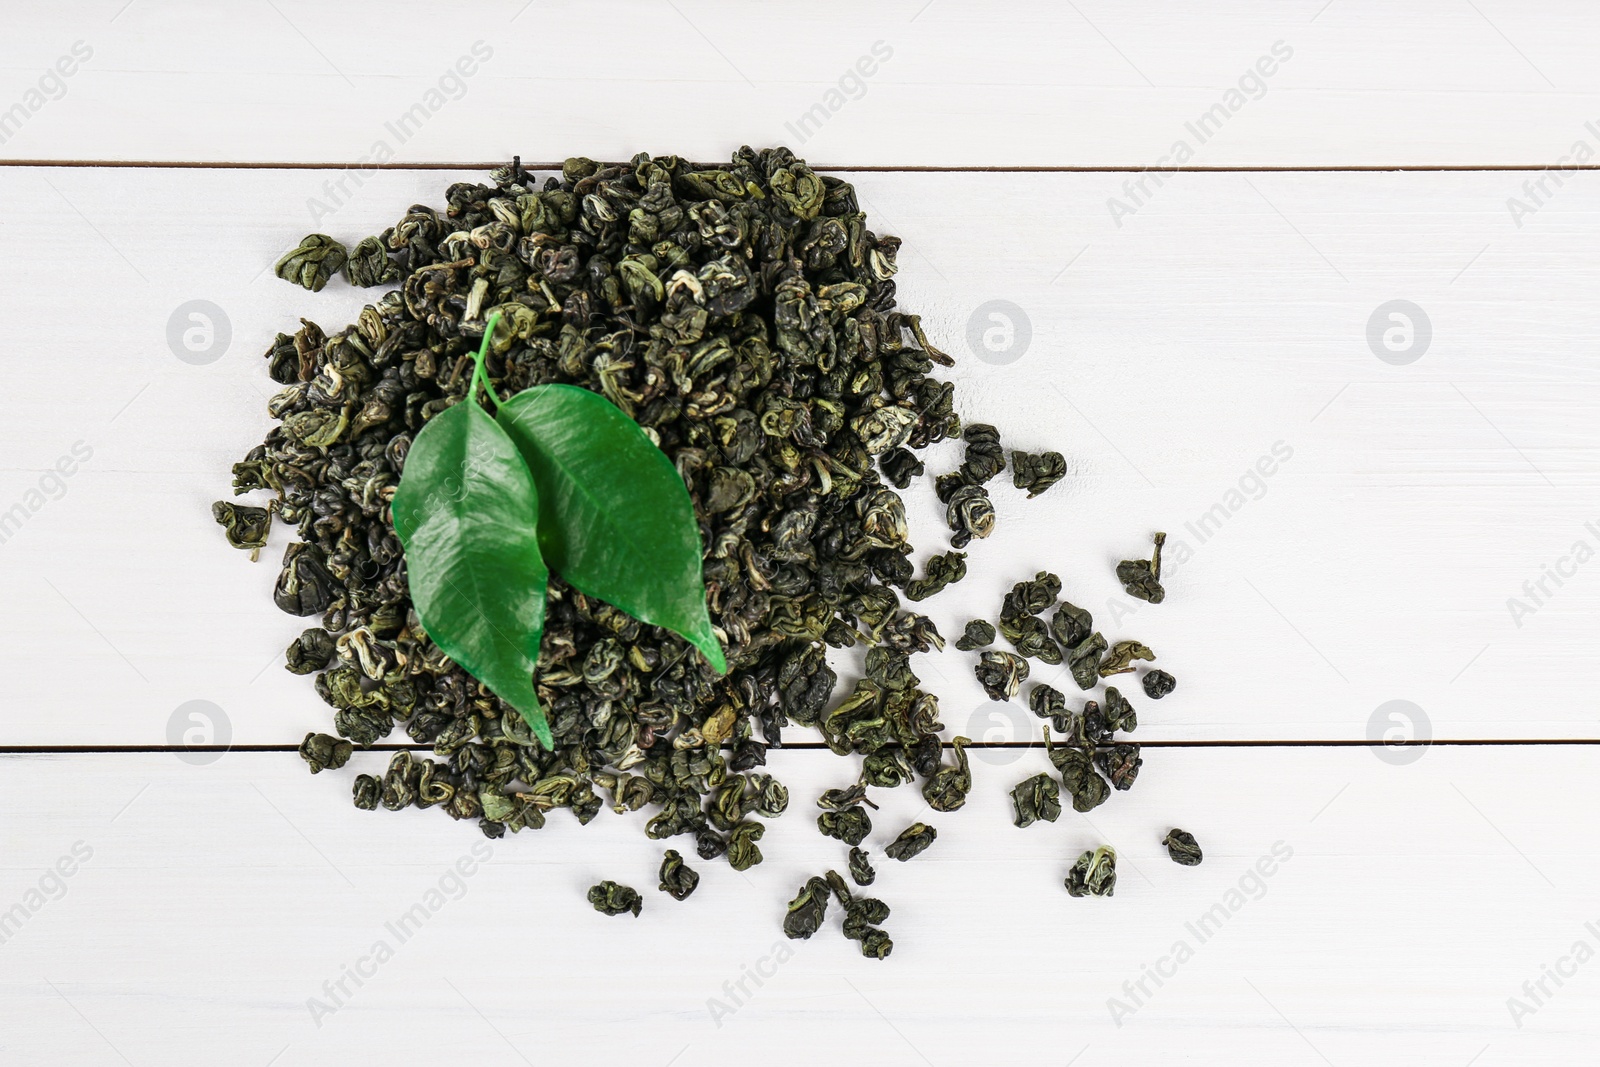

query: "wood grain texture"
xmin=0 ymin=166 xmax=1596 ymax=743
xmin=4 ymin=1 xmax=1600 ymax=166
xmin=0 ymin=747 xmax=1589 ymax=1065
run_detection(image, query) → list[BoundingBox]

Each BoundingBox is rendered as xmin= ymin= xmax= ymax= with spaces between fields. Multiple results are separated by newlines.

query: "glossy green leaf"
xmin=391 ymin=399 xmax=553 ymax=748
xmin=497 ymin=384 xmax=727 ymax=673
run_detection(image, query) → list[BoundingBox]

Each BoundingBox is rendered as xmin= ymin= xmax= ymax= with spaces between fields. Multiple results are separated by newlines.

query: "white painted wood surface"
xmin=5 ymin=4 xmax=1600 ymax=1064
xmin=4 ymin=747 xmax=1597 ymax=1066
xmin=6 ymin=1 xmax=1600 ymax=166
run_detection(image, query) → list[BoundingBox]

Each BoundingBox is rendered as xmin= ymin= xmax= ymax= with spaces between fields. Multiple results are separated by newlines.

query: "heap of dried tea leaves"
xmin=220 ymin=147 xmax=1192 ymax=955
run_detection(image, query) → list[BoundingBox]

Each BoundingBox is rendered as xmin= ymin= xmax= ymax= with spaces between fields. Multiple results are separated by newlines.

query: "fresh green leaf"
xmin=391 ymin=398 xmax=553 ymax=747
xmin=497 ymin=384 xmax=727 ymax=673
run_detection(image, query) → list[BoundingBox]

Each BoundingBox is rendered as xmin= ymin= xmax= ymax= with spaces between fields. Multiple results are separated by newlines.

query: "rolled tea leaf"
xmin=1162 ymin=829 xmax=1203 ymax=866
xmin=975 ymin=650 xmax=1029 ymax=701
xmin=1067 ymin=632 xmax=1108 ymax=691
xmin=1142 ymin=669 xmax=1177 ymax=699
xmin=658 ymin=849 xmax=700 ymax=900
xmin=818 ymin=804 xmax=872 ymax=846
xmin=953 ymin=619 xmax=996 ymax=651
xmin=1011 ymin=449 xmax=1066 ymax=498
xmin=884 ymin=822 xmax=937 ymax=861
xmin=782 ymin=876 xmax=832 ymax=940
xmin=588 ymin=880 xmax=643 ymax=916
xmin=497 ymin=384 xmax=726 ymax=674
xmin=904 ymin=551 xmax=967 ymax=602
xmin=391 ymin=399 xmax=552 ymax=748
xmin=922 ymin=737 xmax=972 ymax=812
xmin=1010 ymin=773 xmax=1062 ymax=828
xmin=1116 ymin=532 xmax=1166 ymax=603
xmin=211 ymin=501 xmax=271 ymax=555
xmin=298 ymin=732 xmax=352 ymax=774
xmin=848 ymin=847 xmax=876 ymax=886
xmin=274 ymin=233 xmax=347 ymax=292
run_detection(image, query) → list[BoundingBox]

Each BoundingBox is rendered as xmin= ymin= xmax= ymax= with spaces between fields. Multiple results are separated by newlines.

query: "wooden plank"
xmin=5 ymin=2 xmax=1600 ymax=167
xmin=0 ymin=746 xmax=1591 ymax=1062
xmin=3 ymin=166 xmax=1598 ymax=742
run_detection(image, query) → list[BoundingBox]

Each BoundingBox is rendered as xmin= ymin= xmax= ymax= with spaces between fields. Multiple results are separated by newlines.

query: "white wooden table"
xmin=4 ymin=3 xmax=1599 ymax=1063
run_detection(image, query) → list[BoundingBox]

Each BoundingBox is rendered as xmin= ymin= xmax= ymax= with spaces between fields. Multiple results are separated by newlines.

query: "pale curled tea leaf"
xmin=1065 ymin=845 xmax=1117 ymax=898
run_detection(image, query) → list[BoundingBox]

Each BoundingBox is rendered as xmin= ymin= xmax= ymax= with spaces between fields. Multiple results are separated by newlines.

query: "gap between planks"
xmin=5 ymin=159 xmax=1600 ymax=173
xmin=1 ymin=739 xmax=1596 ymax=754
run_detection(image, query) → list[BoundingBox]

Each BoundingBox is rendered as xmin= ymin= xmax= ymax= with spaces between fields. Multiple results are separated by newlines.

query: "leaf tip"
xmin=697 ymin=636 xmax=729 ymax=675
xmin=527 ymin=708 xmax=554 ymax=749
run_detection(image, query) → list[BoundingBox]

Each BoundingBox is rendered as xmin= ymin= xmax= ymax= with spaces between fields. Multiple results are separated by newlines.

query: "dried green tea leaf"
xmin=344 ymin=235 xmax=400 ymax=287
xmin=856 ymin=928 xmax=894 ymax=959
xmin=1103 ymin=686 xmax=1138 ymax=733
xmin=818 ymin=804 xmax=872 ymax=846
xmin=885 ymin=822 xmax=937 ymax=861
xmin=285 ymin=627 xmax=335 ymax=675
xmin=954 ymin=619 xmax=996 ymax=651
xmin=1096 ymin=743 xmax=1142 ymax=791
xmin=998 ymin=613 xmax=1062 ymax=665
xmin=497 ymin=383 xmax=726 ymax=674
xmin=946 ymin=483 xmax=994 ymax=548
xmin=817 ymin=782 xmax=876 ymax=812
xmin=1099 ymin=640 xmax=1155 ymax=678
xmin=848 ymin=847 xmax=876 ymax=886
xmin=1067 ymin=632 xmax=1108 ymax=691
xmin=1010 ymin=773 xmax=1062 ymax=828
xmin=1003 ymin=572 xmax=1061 ymax=617
xmin=1046 ymin=729 xmax=1110 ymax=813
xmin=1143 ymin=669 xmax=1177 ymax=699
xmin=960 ymin=424 xmax=1005 ymax=485
xmin=1065 ymin=845 xmax=1117 ymax=898
xmin=879 ymin=447 xmax=925 ymax=489
xmin=298 ymin=732 xmax=352 ymax=773
xmin=1011 ymin=450 xmax=1066 ymax=497
xmin=1116 ymin=532 xmax=1166 ymax=604
xmin=212 ymin=500 xmax=271 ymax=556
xmin=658 ymin=849 xmax=700 ymax=900
xmin=1162 ymin=829 xmax=1203 ymax=866
xmin=905 ymin=551 xmax=967 ymax=602
xmin=783 ymin=876 xmax=832 ymax=940
xmin=588 ymin=880 xmax=643 ymax=916
xmin=727 ymin=820 xmax=765 ymax=871
xmin=746 ymin=773 xmax=790 ymax=818
xmin=923 ymin=737 xmax=972 ymax=812
xmin=351 ymin=774 xmax=379 ymax=810
xmin=975 ymin=650 xmax=1029 ymax=701
xmin=275 ymin=233 xmax=348 ymax=292
xmin=1027 ymin=684 xmax=1073 ymax=733
xmin=391 ymin=399 xmax=551 ymax=747
xmin=862 ymin=748 xmax=915 ymax=788
xmin=1050 ymin=600 xmax=1093 ymax=649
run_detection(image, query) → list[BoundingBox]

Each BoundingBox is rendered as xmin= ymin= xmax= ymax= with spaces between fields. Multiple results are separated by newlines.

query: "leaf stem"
xmin=468 ymin=312 xmax=502 ymax=413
